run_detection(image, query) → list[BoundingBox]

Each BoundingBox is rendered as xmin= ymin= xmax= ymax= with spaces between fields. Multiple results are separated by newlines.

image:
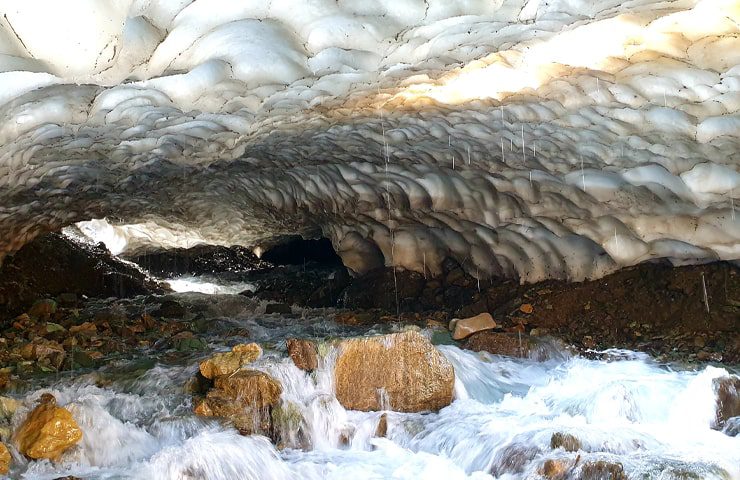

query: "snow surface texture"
xmin=0 ymin=0 xmax=738 ymax=281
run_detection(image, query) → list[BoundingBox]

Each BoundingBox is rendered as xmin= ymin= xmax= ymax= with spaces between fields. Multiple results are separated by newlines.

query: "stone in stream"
xmin=462 ymin=331 xmax=530 ymax=357
xmin=265 ymin=303 xmax=292 ymax=315
xmin=449 ymin=312 xmax=497 ymax=340
xmin=540 ymin=459 xmax=569 ymax=479
xmin=14 ymin=393 xmax=82 ymax=461
xmin=334 ymin=331 xmax=454 ymax=412
xmin=0 ymin=442 xmax=9 ymax=475
xmin=713 ymin=375 xmax=740 ymax=431
xmin=374 ymin=413 xmax=388 ymax=438
xmin=194 ymin=370 xmax=282 ymax=436
xmin=286 ymin=338 xmax=318 ymax=372
xmin=550 ymin=432 xmax=582 ymax=452
xmin=198 ymin=343 xmax=262 ymax=379
xmin=578 ymin=460 xmax=627 ymax=480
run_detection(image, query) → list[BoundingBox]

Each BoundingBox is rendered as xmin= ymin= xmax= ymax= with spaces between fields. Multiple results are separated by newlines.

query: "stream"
xmin=3 ymin=279 xmax=739 ymax=480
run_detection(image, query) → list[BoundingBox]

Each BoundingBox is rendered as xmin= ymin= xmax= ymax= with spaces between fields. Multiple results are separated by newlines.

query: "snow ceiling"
xmin=0 ymin=0 xmax=738 ymax=281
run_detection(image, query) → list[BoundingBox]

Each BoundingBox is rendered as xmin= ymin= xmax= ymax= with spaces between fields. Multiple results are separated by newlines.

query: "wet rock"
xmin=14 ymin=394 xmax=82 ymax=461
xmin=334 ymin=331 xmax=454 ymax=412
xmin=286 ymin=339 xmax=318 ymax=372
xmin=1 ymin=396 xmax=19 ymax=420
xmin=271 ymin=401 xmax=310 ymax=450
xmin=69 ymin=322 xmax=97 ymax=337
xmin=28 ymin=299 xmax=57 ymax=320
xmin=45 ymin=322 xmax=65 ymax=334
xmin=153 ymin=299 xmax=187 ymax=318
xmin=540 ymin=459 xmax=569 ymax=479
xmin=0 ymin=442 xmax=10 ymax=475
xmin=450 ymin=312 xmax=497 ymax=340
xmin=172 ymin=332 xmax=207 ymax=352
xmin=71 ymin=351 xmax=96 ymax=369
xmin=579 ymin=460 xmax=627 ymax=480
xmin=334 ymin=311 xmax=378 ymax=326
xmin=713 ymin=375 xmax=740 ymax=430
xmin=199 ymin=343 xmax=262 ymax=379
xmin=128 ymin=244 xmax=268 ymax=277
xmin=184 ymin=372 xmax=213 ymax=395
xmin=462 ymin=331 xmax=530 ymax=357
xmin=490 ymin=443 xmax=541 ymax=476
xmin=375 ymin=413 xmax=388 ymax=438
xmin=265 ymin=303 xmax=292 ymax=315
xmin=21 ymin=340 xmax=66 ymax=370
xmin=550 ymin=432 xmax=581 ymax=452
xmin=213 ymin=370 xmax=282 ymax=406
xmin=194 ymin=370 xmax=282 ymax=436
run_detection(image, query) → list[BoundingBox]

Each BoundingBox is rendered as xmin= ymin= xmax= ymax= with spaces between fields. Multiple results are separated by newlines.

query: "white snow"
xmin=0 ymin=0 xmax=738 ymax=281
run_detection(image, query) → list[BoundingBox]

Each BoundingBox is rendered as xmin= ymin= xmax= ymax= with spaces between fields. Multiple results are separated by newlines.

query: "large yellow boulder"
xmin=199 ymin=343 xmax=262 ymax=379
xmin=334 ymin=331 xmax=455 ymax=412
xmin=14 ymin=394 xmax=82 ymax=461
xmin=0 ymin=442 xmax=10 ymax=475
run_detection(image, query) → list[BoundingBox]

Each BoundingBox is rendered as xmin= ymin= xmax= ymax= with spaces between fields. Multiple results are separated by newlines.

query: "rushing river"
xmin=3 ymin=285 xmax=739 ymax=480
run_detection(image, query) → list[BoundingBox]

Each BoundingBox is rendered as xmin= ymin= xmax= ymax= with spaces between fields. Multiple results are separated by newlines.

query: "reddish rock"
xmin=450 ymin=313 xmax=497 ymax=340
xmin=286 ymin=339 xmax=318 ymax=372
xmin=463 ymin=331 xmax=530 ymax=357
xmin=713 ymin=375 xmax=740 ymax=430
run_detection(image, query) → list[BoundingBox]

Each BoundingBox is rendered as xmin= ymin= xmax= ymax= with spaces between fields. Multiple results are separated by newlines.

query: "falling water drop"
xmin=581 ymin=156 xmax=586 ymax=192
xmin=521 ymin=125 xmax=525 ymax=164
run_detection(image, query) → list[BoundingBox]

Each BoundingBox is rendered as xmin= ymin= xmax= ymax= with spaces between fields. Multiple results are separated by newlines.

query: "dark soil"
xmin=0 ymin=233 xmax=165 ymax=317
xmin=333 ymin=260 xmax=739 ymax=363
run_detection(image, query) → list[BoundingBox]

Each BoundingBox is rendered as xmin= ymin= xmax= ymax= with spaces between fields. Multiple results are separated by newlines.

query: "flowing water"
xmin=3 ymin=285 xmax=739 ymax=480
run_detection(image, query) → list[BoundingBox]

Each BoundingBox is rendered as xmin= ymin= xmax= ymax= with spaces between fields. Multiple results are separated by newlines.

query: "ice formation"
xmin=0 ymin=0 xmax=738 ymax=281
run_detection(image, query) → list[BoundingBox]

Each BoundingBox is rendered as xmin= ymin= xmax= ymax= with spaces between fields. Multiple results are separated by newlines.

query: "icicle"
xmin=581 ymin=155 xmax=586 ymax=192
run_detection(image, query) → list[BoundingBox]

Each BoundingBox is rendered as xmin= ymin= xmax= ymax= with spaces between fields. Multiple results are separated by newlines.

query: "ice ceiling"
xmin=0 ymin=0 xmax=738 ymax=281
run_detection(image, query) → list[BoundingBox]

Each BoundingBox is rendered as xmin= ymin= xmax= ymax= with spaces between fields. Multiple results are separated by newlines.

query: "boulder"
xmin=713 ymin=375 xmax=740 ymax=430
xmin=265 ymin=303 xmax=292 ymax=315
xmin=194 ymin=370 xmax=282 ymax=436
xmin=540 ymin=459 xmax=568 ymax=480
xmin=375 ymin=413 xmax=388 ymax=438
xmin=0 ymin=442 xmax=9 ymax=475
xmin=14 ymin=394 xmax=82 ymax=460
xmin=450 ymin=312 xmax=497 ymax=340
xmin=286 ymin=339 xmax=318 ymax=372
xmin=579 ymin=461 xmax=627 ymax=480
xmin=550 ymin=432 xmax=581 ymax=452
xmin=199 ymin=343 xmax=262 ymax=379
xmin=334 ymin=331 xmax=454 ymax=412
xmin=28 ymin=299 xmax=57 ymax=320
xmin=463 ymin=331 xmax=530 ymax=357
